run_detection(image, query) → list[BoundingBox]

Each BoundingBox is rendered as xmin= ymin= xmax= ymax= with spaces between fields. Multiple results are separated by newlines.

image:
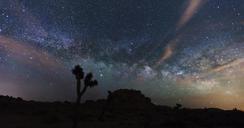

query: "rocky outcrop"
xmin=106 ymin=89 xmax=153 ymax=110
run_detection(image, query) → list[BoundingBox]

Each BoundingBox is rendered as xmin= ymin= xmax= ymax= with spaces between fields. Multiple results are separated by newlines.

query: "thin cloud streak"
xmin=0 ymin=36 xmax=62 ymax=70
xmin=177 ymin=0 xmax=207 ymax=29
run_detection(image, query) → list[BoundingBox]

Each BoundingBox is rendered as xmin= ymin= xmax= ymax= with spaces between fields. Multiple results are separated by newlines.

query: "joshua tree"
xmin=72 ymin=65 xmax=84 ymax=106
xmin=72 ymin=65 xmax=98 ymax=128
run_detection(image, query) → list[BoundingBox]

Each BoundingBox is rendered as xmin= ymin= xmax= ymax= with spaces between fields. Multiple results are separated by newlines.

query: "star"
xmin=0 ymin=0 xmax=243 ymax=110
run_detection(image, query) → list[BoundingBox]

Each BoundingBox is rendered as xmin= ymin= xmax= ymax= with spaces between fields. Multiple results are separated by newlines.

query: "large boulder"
xmin=107 ymin=89 xmax=153 ymax=110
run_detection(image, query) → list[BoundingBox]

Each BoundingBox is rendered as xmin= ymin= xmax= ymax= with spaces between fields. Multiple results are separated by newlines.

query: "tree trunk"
xmin=72 ymin=79 xmax=87 ymax=128
xmin=72 ymin=79 xmax=81 ymax=128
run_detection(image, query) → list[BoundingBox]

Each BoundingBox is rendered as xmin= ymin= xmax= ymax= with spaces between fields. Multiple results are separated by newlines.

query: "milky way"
xmin=0 ymin=0 xmax=244 ymax=109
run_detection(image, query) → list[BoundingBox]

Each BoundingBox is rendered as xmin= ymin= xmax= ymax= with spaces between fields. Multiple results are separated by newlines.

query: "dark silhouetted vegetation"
xmin=174 ymin=103 xmax=182 ymax=110
xmin=72 ymin=65 xmax=98 ymax=128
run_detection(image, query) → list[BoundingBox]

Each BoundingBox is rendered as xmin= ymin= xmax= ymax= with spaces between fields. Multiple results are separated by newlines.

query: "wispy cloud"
xmin=177 ymin=0 xmax=207 ymax=29
xmin=155 ymin=40 xmax=177 ymax=67
xmin=0 ymin=36 xmax=62 ymax=70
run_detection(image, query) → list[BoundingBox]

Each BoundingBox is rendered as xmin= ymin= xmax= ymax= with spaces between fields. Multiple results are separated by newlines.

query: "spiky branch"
xmin=72 ymin=65 xmax=98 ymax=128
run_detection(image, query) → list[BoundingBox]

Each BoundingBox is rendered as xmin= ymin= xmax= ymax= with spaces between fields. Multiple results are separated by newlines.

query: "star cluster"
xmin=0 ymin=0 xmax=244 ymax=109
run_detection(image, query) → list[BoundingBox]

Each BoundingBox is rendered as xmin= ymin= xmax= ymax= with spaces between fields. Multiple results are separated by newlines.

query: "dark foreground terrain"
xmin=1 ymin=89 xmax=244 ymax=128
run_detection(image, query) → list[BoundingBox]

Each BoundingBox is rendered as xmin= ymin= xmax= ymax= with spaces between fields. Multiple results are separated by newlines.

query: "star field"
xmin=0 ymin=0 xmax=244 ymax=109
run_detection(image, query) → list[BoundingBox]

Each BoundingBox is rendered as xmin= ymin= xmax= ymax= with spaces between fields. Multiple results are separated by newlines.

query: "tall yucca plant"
xmin=72 ymin=65 xmax=98 ymax=128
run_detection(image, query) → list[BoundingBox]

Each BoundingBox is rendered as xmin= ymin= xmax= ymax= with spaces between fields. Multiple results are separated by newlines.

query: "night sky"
xmin=0 ymin=0 xmax=244 ymax=109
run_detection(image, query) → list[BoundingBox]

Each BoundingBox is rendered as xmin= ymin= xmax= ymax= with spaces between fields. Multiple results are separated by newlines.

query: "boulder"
xmin=107 ymin=89 xmax=153 ymax=109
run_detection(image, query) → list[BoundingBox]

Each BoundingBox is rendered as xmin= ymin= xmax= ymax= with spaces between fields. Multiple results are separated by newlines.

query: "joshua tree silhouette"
xmin=72 ymin=65 xmax=98 ymax=128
